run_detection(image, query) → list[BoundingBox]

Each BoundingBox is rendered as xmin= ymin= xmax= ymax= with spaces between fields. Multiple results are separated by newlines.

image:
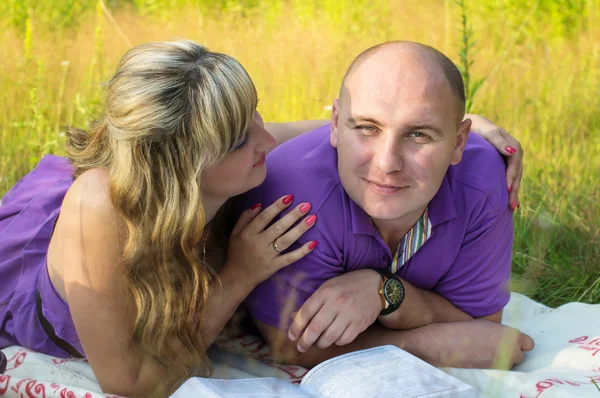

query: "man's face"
xmin=330 ymin=49 xmax=471 ymax=226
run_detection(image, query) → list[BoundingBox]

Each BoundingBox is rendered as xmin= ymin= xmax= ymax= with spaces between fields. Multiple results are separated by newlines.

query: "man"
xmin=240 ymin=41 xmax=534 ymax=369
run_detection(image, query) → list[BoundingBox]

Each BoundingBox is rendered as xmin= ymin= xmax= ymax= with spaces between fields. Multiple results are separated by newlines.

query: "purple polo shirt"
xmin=241 ymin=124 xmax=513 ymax=330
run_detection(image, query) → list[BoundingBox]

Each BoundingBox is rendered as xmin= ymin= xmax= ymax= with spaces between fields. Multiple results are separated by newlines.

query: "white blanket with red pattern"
xmin=1 ymin=293 xmax=600 ymax=398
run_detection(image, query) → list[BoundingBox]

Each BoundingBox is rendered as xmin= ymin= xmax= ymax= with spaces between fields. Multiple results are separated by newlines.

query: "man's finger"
xmin=335 ymin=321 xmax=361 ymax=346
xmin=315 ymin=317 xmax=349 ymax=349
xmin=297 ymin=309 xmax=337 ymax=353
xmin=512 ymin=348 xmax=525 ymax=367
xmin=288 ymin=295 xmax=324 ymax=342
xmin=521 ymin=332 xmax=535 ymax=352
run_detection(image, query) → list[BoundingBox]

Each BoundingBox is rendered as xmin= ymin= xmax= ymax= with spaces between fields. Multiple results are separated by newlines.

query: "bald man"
xmin=240 ymin=41 xmax=534 ymax=369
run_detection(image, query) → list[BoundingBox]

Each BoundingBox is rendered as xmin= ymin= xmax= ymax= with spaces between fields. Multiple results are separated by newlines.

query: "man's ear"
xmin=330 ymin=98 xmax=340 ymax=148
xmin=450 ymin=118 xmax=472 ymax=165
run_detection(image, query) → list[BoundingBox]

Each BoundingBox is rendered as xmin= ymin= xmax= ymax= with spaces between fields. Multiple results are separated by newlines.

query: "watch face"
xmin=384 ymin=279 xmax=405 ymax=306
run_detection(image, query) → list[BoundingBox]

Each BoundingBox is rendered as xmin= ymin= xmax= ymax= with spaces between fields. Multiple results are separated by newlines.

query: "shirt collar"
xmin=427 ymin=174 xmax=458 ymax=227
xmin=390 ymin=208 xmax=432 ymax=273
xmin=349 ymin=192 xmax=379 ymax=236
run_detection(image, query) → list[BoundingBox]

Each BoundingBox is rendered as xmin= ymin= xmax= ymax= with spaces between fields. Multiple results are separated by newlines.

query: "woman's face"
xmin=202 ymin=111 xmax=276 ymax=202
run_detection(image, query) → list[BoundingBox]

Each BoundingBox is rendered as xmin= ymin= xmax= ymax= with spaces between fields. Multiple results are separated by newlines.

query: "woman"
xmin=0 ymin=40 xmax=522 ymax=397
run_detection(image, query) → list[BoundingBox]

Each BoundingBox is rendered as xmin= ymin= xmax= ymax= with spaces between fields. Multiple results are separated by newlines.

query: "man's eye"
xmin=408 ymin=131 xmax=430 ymax=141
xmin=357 ymin=125 xmax=377 ymax=133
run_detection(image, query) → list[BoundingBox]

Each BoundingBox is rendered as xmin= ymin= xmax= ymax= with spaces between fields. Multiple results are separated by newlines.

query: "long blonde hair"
xmin=65 ymin=40 xmax=257 ymax=396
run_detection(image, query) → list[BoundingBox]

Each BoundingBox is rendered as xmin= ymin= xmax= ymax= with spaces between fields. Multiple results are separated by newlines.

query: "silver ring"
xmin=271 ymin=241 xmax=283 ymax=254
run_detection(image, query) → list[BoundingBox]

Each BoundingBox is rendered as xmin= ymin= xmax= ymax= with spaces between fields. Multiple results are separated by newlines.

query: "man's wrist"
xmin=372 ymin=268 xmax=405 ymax=316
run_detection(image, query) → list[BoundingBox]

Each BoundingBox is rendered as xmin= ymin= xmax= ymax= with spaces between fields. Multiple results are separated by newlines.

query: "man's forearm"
xmin=263 ymin=321 xmax=465 ymax=369
xmin=261 ymin=318 xmax=531 ymax=371
xmin=378 ymin=279 xmax=472 ymax=330
xmin=261 ymin=321 xmax=418 ymax=368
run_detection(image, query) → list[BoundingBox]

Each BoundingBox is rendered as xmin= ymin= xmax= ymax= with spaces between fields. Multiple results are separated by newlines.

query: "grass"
xmin=0 ymin=0 xmax=598 ymax=308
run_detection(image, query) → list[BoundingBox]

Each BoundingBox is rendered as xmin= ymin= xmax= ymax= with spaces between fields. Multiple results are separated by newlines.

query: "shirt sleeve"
xmin=433 ymin=207 xmax=514 ymax=318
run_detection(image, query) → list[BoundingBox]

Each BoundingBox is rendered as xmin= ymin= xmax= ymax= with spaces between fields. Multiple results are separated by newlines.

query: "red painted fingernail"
xmin=509 ymin=185 xmax=513 ymax=193
xmin=505 ymin=146 xmax=516 ymax=154
xmin=305 ymin=215 xmax=317 ymax=226
xmin=299 ymin=203 xmax=311 ymax=213
xmin=308 ymin=240 xmax=318 ymax=250
xmin=250 ymin=203 xmax=261 ymax=211
xmin=282 ymin=194 xmax=294 ymax=205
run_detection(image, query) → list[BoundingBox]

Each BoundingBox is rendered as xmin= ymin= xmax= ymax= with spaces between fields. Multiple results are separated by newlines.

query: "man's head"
xmin=330 ymin=41 xmax=472 ymax=229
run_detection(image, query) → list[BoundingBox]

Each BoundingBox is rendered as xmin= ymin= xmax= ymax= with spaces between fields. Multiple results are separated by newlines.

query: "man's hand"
xmin=425 ymin=319 xmax=535 ymax=369
xmin=288 ymin=269 xmax=382 ymax=352
xmin=288 ymin=269 xmax=477 ymax=353
xmin=468 ymin=114 xmax=523 ymax=211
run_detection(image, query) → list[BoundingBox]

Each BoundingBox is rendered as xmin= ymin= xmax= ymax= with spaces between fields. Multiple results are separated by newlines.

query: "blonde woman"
xmin=0 ymin=40 xmax=523 ymax=397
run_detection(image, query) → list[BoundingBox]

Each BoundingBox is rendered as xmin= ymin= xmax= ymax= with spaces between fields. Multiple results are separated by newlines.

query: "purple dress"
xmin=0 ymin=155 xmax=85 ymax=357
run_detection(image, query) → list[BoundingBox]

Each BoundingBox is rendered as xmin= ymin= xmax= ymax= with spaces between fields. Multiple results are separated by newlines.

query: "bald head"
xmin=339 ymin=41 xmax=466 ymax=122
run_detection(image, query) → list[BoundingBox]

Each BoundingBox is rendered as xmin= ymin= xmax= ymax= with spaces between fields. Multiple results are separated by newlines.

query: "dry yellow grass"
xmin=0 ymin=0 xmax=598 ymax=305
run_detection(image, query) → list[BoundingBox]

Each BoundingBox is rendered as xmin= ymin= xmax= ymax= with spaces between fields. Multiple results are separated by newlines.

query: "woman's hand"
xmin=468 ymin=114 xmax=523 ymax=210
xmin=224 ymin=195 xmax=318 ymax=290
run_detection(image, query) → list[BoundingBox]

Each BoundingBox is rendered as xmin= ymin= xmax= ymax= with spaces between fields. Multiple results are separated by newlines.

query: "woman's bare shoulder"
xmin=49 ymin=167 xmax=127 ymax=298
xmin=57 ymin=168 xmax=126 ymax=263
xmin=62 ymin=168 xmax=122 ymax=228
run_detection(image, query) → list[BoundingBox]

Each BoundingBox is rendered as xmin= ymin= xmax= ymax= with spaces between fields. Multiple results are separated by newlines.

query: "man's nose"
xmin=374 ymin=138 xmax=403 ymax=174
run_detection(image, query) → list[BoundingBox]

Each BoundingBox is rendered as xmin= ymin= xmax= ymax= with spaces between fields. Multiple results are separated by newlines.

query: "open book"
xmin=170 ymin=345 xmax=483 ymax=397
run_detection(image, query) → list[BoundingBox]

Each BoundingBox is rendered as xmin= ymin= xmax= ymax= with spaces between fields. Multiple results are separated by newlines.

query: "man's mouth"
xmin=253 ymin=152 xmax=266 ymax=167
xmin=366 ymin=179 xmax=406 ymax=194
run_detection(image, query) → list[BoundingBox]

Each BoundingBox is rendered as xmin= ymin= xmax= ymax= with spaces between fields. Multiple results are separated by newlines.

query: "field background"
xmin=1 ymin=0 xmax=598 ymax=307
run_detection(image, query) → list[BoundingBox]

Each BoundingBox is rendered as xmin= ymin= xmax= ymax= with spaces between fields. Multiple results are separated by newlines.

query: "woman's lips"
xmin=253 ymin=152 xmax=266 ymax=167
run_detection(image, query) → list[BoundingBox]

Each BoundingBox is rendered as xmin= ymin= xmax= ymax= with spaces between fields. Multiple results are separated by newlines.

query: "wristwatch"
xmin=373 ymin=269 xmax=405 ymax=316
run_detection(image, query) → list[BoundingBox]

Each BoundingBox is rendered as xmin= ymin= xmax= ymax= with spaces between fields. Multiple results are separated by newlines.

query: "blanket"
xmin=1 ymin=293 xmax=599 ymax=397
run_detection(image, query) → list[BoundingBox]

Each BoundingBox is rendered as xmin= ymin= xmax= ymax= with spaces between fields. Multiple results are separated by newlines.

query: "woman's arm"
xmin=467 ymin=114 xmax=523 ymax=208
xmin=58 ymin=172 xmax=317 ymax=396
xmin=59 ymin=169 xmax=161 ymax=396
xmin=58 ymin=170 xmax=258 ymax=397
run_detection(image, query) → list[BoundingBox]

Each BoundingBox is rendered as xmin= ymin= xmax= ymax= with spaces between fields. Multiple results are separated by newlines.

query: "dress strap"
xmin=35 ymin=289 xmax=84 ymax=358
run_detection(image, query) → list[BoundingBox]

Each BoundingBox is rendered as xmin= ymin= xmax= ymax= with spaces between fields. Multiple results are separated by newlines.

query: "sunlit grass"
xmin=0 ymin=0 xmax=598 ymax=307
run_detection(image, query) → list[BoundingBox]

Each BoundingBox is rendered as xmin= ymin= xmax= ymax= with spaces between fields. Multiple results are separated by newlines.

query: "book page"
xmin=171 ymin=377 xmax=319 ymax=398
xmin=301 ymin=345 xmax=483 ymax=398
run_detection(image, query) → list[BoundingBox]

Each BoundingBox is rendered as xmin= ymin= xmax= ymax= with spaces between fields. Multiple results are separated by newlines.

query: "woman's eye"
xmin=232 ymin=133 xmax=249 ymax=151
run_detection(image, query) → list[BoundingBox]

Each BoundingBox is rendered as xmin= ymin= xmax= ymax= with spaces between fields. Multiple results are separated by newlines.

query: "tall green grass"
xmin=0 ymin=0 xmax=598 ymax=307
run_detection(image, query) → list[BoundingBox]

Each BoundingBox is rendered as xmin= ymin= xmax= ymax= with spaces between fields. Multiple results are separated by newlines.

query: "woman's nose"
xmin=258 ymin=126 xmax=276 ymax=151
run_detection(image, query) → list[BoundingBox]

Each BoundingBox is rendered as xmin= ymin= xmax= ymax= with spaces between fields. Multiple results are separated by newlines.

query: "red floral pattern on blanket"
xmin=0 ymin=330 xmax=301 ymax=398
xmin=4 ymin=350 xmax=26 ymax=372
xmin=0 ymin=347 xmax=120 ymax=398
